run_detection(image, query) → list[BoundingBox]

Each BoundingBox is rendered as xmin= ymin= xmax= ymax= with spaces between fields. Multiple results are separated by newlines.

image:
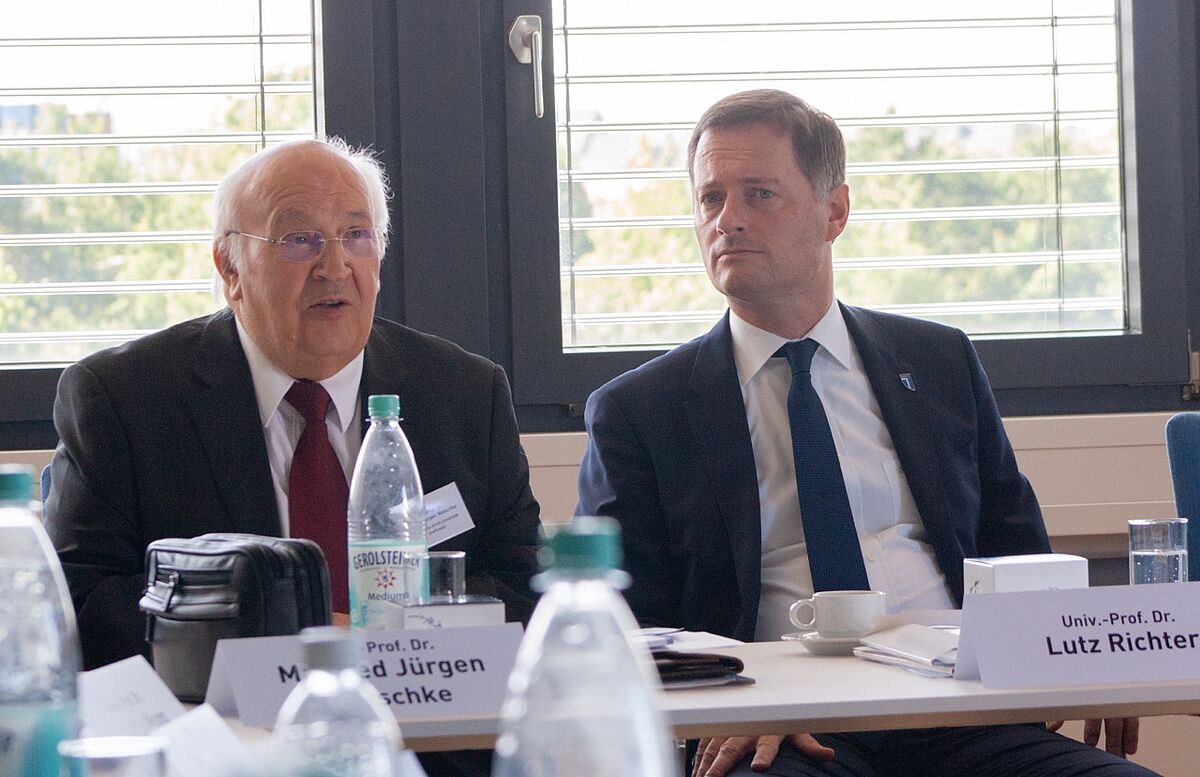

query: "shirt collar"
xmin=234 ymin=317 xmax=364 ymax=434
xmin=729 ymin=300 xmax=855 ymax=388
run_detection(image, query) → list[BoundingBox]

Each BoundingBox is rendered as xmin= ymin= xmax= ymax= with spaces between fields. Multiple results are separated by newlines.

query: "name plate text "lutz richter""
xmin=959 ymin=583 xmax=1200 ymax=689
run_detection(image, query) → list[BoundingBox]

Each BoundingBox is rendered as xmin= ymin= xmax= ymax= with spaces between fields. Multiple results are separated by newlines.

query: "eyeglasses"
xmin=225 ymin=227 xmax=384 ymax=263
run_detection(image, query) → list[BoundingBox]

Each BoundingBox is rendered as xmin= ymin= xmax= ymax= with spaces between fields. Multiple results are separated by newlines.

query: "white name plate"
xmin=206 ymin=623 xmax=523 ymax=727
xmin=957 ymin=582 xmax=1200 ymax=688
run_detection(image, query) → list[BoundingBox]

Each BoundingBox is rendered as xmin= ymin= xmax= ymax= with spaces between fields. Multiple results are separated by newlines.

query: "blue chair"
xmin=1164 ymin=412 xmax=1200 ymax=582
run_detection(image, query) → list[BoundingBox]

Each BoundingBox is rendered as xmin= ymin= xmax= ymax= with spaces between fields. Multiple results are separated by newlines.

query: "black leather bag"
xmin=138 ymin=533 xmax=332 ymax=702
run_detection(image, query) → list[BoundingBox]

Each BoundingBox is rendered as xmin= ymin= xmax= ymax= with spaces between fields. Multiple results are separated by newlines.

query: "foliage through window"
xmin=554 ymin=0 xmax=1124 ymax=350
xmin=0 ymin=1 xmax=318 ymax=365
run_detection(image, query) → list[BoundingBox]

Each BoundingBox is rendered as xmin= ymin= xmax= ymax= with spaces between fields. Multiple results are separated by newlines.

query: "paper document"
xmin=854 ymin=624 xmax=958 ymax=678
xmin=630 ymin=628 xmax=744 ymax=652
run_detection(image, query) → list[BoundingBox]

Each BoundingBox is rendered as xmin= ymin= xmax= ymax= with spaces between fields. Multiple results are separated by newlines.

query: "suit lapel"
xmin=359 ymin=322 xmax=408 ymax=427
xmin=360 ymin=321 xmax=413 ymax=436
xmin=682 ymin=314 xmax=762 ymax=627
xmin=841 ymin=304 xmax=956 ymax=557
xmin=185 ymin=310 xmax=280 ymax=536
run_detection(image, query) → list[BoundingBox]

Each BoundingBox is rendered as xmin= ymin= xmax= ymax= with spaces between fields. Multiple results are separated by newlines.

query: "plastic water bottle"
xmin=0 ymin=464 xmax=81 ymax=777
xmin=272 ymin=627 xmax=403 ymax=777
xmin=491 ymin=516 xmax=677 ymax=777
xmin=348 ymin=394 xmax=426 ymax=629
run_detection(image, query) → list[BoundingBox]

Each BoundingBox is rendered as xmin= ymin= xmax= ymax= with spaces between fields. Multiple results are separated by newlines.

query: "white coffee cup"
xmin=788 ymin=590 xmax=886 ymax=638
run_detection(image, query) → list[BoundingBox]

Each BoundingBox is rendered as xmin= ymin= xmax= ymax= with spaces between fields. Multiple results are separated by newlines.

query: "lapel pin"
xmin=899 ymin=373 xmax=916 ymax=392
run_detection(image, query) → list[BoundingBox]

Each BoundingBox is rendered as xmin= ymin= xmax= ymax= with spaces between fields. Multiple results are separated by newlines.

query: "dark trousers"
xmin=724 ymin=725 xmax=1160 ymax=777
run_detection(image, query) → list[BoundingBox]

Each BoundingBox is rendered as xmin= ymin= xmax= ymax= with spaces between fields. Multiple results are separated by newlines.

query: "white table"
xmin=388 ymin=640 xmax=1200 ymax=752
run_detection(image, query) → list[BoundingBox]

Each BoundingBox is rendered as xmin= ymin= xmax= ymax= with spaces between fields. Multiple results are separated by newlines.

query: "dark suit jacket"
xmin=576 ymin=305 xmax=1049 ymax=642
xmin=45 ymin=309 xmax=541 ymax=669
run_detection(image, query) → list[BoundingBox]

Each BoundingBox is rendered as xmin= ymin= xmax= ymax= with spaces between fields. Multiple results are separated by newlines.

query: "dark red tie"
xmin=285 ymin=381 xmax=349 ymax=612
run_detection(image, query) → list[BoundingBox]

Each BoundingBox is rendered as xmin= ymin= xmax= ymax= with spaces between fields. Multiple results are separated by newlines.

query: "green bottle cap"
xmin=539 ymin=515 xmax=623 ymax=572
xmin=367 ymin=394 xmax=400 ymax=418
xmin=0 ymin=464 xmax=35 ymax=502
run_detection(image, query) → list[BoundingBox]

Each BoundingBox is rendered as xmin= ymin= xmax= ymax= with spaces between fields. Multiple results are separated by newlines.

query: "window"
xmin=506 ymin=0 xmax=1193 ymax=414
xmin=0 ymin=0 xmax=319 ymax=366
xmin=554 ymin=1 xmax=1126 ymax=350
xmin=0 ymin=2 xmax=1193 ymax=449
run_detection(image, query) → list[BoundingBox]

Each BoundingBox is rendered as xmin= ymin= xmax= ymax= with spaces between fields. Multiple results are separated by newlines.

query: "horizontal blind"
xmin=554 ymin=0 xmax=1124 ymax=351
xmin=0 ymin=1 xmax=318 ymax=366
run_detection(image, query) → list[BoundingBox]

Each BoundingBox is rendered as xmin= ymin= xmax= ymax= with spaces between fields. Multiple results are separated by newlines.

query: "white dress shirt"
xmin=235 ymin=319 xmax=363 ymax=535
xmin=730 ymin=303 xmax=956 ymax=642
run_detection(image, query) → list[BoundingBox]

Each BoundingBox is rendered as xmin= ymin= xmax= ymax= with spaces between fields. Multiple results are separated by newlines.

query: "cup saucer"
xmin=782 ymin=630 xmax=861 ymax=656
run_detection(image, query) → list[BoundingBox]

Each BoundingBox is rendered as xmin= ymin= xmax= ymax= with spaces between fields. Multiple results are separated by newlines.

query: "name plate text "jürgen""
xmin=206 ymin=623 xmax=524 ymax=727
xmin=957 ymin=582 xmax=1200 ymax=688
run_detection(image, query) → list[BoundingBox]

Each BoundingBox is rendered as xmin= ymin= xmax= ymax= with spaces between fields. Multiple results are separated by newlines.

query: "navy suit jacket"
xmin=576 ymin=305 xmax=1049 ymax=642
xmin=45 ymin=309 xmax=541 ymax=669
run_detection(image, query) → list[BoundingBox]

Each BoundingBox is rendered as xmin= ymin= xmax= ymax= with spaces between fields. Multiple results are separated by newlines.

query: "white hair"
xmin=212 ymin=137 xmax=391 ymax=272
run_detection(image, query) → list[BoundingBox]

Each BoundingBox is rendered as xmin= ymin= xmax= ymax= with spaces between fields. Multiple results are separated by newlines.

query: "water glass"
xmin=403 ymin=550 xmax=467 ymax=603
xmin=58 ymin=736 xmax=167 ymax=777
xmin=1128 ymin=518 xmax=1188 ymax=584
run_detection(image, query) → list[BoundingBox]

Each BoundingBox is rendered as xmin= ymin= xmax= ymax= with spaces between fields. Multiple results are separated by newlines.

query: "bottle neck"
xmin=304 ymin=665 xmax=363 ymax=689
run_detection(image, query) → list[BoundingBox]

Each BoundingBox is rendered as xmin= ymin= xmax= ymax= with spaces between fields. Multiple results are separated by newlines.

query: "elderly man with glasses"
xmin=44 ymin=141 xmax=541 ymax=702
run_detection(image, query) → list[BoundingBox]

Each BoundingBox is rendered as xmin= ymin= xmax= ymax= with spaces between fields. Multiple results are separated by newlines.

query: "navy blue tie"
xmin=777 ymin=339 xmax=870 ymax=591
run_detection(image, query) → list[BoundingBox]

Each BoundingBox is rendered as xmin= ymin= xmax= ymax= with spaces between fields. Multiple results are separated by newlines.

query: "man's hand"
xmin=691 ymin=734 xmax=834 ymax=777
xmin=1046 ymin=718 xmax=1139 ymax=757
xmin=1083 ymin=717 xmax=1139 ymax=757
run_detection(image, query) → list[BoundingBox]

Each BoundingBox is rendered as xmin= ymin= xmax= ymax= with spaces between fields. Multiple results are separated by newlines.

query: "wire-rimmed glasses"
xmin=225 ymin=227 xmax=384 ymax=262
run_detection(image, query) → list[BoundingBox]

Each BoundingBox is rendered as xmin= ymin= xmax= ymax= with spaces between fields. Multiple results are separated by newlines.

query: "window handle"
xmin=508 ymin=14 xmax=544 ymax=119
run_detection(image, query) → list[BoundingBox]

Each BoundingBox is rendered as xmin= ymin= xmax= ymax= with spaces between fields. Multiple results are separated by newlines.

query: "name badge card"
xmin=956 ymin=582 xmax=1200 ymax=688
xmin=425 ymin=482 xmax=475 ymax=546
xmin=78 ymin=655 xmax=187 ymax=735
xmin=207 ymin=623 xmax=523 ymax=727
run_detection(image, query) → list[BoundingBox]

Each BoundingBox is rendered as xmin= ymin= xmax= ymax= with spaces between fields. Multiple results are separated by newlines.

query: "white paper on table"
xmin=670 ymin=631 xmax=744 ymax=651
xmin=631 ymin=633 xmax=676 ymax=651
xmin=152 ymin=704 xmax=252 ymax=777
xmin=855 ymin=624 xmax=959 ymax=677
xmin=859 ymin=624 xmax=959 ymax=665
xmin=852 ymin=648 xmax=954 ymax=678
xmin=631 ymin=629 xmax=744 ymax=653
xmin=78 ymin=655 xmax=187 ymax=735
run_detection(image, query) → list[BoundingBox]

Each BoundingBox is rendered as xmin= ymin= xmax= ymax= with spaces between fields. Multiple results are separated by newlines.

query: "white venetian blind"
xmin=0 ymin=0 xmax=319 ymax=365
xmin=554 ymin=0 xmax=1125 ymax=350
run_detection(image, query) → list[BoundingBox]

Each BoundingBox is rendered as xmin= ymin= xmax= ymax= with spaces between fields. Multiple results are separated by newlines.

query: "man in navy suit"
xmin=577 ymin=90 xmax=1154 ymax=777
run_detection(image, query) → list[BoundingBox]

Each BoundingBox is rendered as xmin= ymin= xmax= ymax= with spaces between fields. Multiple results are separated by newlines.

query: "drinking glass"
xmin=404 ymin=550 xmax=467 ymax=603
xmin=1128 ymin=518 xmax=1188 ymax=584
